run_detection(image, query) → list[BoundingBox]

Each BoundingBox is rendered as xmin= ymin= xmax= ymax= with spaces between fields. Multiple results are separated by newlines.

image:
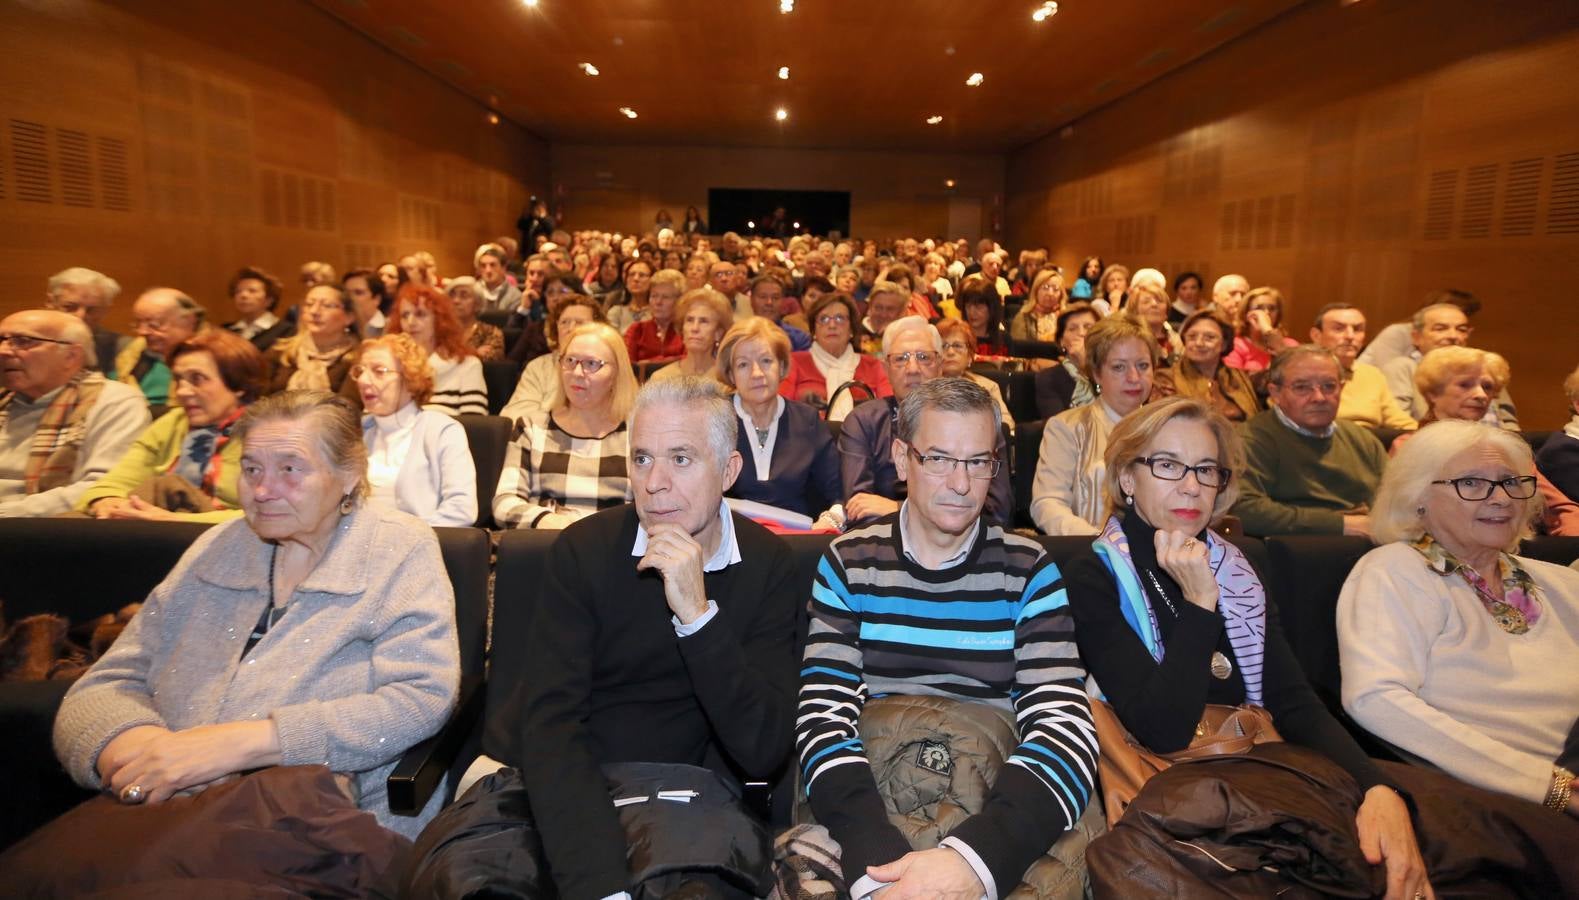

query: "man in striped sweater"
xmin=798 ymin=377 xmax=1098 ymax=899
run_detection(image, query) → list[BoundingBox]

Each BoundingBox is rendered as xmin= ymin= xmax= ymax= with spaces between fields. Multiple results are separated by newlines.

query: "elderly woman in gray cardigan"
xmin=50 ymin=391 xmax=459 ymax=847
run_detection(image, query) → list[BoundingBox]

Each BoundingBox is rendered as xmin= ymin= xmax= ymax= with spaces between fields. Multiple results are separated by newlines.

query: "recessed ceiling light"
xmin=486 ymin=112 xmax=500 ymax=125
xmin=579 ymin=62 xmax=599 ymax=76
xmin=619 ymin=107 xmax=638 ymax=119
xmin=521 ymin=0 xmax=538 ymax=6
xmin=945 ymin=179 xmax=956 ymax=189
xmin=778 ymin=66 xmax=790 ymax=80
xmin=779 ymin=0 xmax=794 ymax=12
xmin=965 ymin=72 xmax=984 ymax=87
xmin=1032 ymin=2 xmax=1058 ymax=22
xmin=926 ymin=115 xmax=943 ymax=125
xmin=747 ymin=220 xmax=756 ymax=228
xmin=792 ymin=221 xmax=801 ymax=229
xmin=775 ymin=108 xmax=789 ymax=122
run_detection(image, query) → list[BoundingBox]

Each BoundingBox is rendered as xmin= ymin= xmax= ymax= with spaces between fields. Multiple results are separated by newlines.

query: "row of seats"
xmin=3 ymin=516 xmax=1574 ymax=849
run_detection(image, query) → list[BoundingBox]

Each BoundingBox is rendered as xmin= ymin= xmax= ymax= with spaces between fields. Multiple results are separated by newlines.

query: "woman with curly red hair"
xmin=389 ymin=284 xmax=488 ymax=417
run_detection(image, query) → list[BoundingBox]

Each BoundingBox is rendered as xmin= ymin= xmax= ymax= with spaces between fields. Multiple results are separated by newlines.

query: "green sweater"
xmin=77 ymin=408 xmax=244 ymax=522
xmin=1232 ymin=410 xmax=1387 ymax=535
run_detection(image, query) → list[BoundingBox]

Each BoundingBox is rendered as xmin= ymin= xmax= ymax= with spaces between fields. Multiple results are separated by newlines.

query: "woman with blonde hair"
xmin=1126 ymin=282 xmax=1182 ymax=365
xmin=1030 ymin=315 xmax=1157 ymax=535
xmin=263 ymin=284 xmax=359 ymax=396
xmin=1094 ymin=263 xmax=1130 ymax=316
xmin=1011 ymin=269 xmax=1066 ymax=343
xmin=353 ymin=334 xmax=477 ymax=527
xmin=1225 ymin=287 xmax=1297 ymax=373
xmin=651 ymin=287 xmax=733 ymax=381
xmin=493 ymin=322 xmax=635 ymax=529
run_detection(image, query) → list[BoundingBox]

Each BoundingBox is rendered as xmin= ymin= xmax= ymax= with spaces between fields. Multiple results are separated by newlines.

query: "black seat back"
xmin=456 ymin=414 xmax=513 ymax=527
xmin=433 ymin=526 xmax=491 ymax=678
xmin=0 ymin=518 xmax=211 ymax=623
xmin=1013 ymin=419 xmax=1045 ymax=529
xmin=1260 ymin=535 xmax=1374 ymax=710
xmin=482 ymin=360 xmax=523 ymax=416
xmin=485 ymin=529 xmax=560 ymax=765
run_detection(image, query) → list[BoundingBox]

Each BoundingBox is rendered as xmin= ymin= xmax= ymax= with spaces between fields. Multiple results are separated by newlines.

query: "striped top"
xmin=797 ymin=514 xmax=1098 ymax=890
xmin=423 ymin=353 xmax=489 ymax=418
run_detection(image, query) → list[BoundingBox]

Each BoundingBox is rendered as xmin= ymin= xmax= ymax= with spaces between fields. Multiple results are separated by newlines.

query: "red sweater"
xmin=624 ymin=319 xmax=683 ymax=363
xmin=779 ymin=351 xmax=893 ymax=409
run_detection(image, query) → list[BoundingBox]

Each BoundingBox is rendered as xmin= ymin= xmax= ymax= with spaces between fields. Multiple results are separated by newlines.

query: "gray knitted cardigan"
xmin=53 ymin=505 xmax=460 ymax=838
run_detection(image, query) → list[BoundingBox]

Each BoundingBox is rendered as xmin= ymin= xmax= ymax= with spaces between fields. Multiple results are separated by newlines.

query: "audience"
xmin=1405 ymin=345 xmax=1510 ymax=437
xmin=409 ymin=377 xmax=796 ymax=899
xmin=1209 ymin=273 xmax=1249 ymax=327
xmin=800 ymin=377 xmax=1098 ymax=899
xmin=224 ymin=266 xmax=293 ymax=353
xmin=390 ymin=284 xmax=488 ymax=417
xmin=263 ymin=284 xmax=358 ymax=398
xmin=623 ymin=268 xmax=685 ymax=363
xmin=45 ymin=267 xmax=127 ymax=375
xmin=1536 ymin=363 xmax=1579 ymax=513
xmin=1010 ymin=269 xmax=1065 ymax=343
xmin=651 ymin=287 xmax=733 ymax=381
xmin=444 ymin=277 xmax=505 ymax=362
xmin=473 ymin=242 xmax=522 ymax=313
xmin=1032 ymin=302 xmax=1099 ymax=418
xmin=1064 ymin=397 xmax=1430 ymax=898
xmin=343 ymin=267 xmax=389 ymax=339
xmin=120 ymin=288 xmax=205 ymax=407
xmin=494 ymin=322 xmax=634 ymax=529
xmin=937 ymin=318 xmax=1014 ymax=432
xmin=1031 ymin=315 xmax=1157 ymax=535
xmin=743 ymin=273 xmax=811 ymax=350
xmin=355 ymin=334 xmax=478 ymax=527
xmin=11 ymin=390 xmax=459 ymax=897
xmin=1125 ymin=282 xmax=1181 ymax=365
xmin=1224 ymin=286 xmax=1298 ymax=373
xmin=1167 ymin=271 xmax=1204 ymax=325
xmin=1381 ymin=302 xmax=1520 ymax=429
xmin=841 ymin=316 xmax=1012 ymax=527
xmin=780 ymin=291 xmax=892 ymax=421
xmin=1308 ymin=302 xmax=1418 ymax=433
xmin=1233 ymin=345 xmax=1387 ymax=536
xmin=606 ymin=258 xmax=656 ymax=334
xmin=0 ymin=309 xmax=150 ymax=517
xmin=716 ymin=319 xmax=842 ymax=527
xmin=79 ymin=329 xmax=263 ymax=522
xmin=958 ymin=278 xmax=1008 ymax=356
xmin=1071 ymin=255 xmax=1103 ymax=300
xmin=1357 ymin=288 xmax=1480 ymax=372
xmin=501 ymin=293 xmax=603 ymax=421
xmin=1340 ymin=421 xmax=1579 ymax=825
xmin=857 ymin=281 xmax=908 ymax=355
xmin=1152 ymin=309 xmax=1259 ymax=421
xmin=1094 ymin=263 xmax=1129 ymax=315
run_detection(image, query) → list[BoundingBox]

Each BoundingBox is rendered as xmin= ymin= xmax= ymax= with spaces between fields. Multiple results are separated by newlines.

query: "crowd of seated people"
xmin=2 ymin=222 xmax=1577 ymax=897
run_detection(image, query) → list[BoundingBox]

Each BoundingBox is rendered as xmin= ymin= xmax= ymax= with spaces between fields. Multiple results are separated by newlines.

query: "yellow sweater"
xmin=77 ymin=408 xmax=245 ymax=522
xmin=1338 ymin=362 xmax=1417 ymax=431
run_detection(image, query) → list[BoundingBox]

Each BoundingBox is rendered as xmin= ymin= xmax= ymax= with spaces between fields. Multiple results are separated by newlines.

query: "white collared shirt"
xmin=734 ymin=394 xmax=784 ymax=481
xmin=630 ymin=499 xmax=742 ymax=635
xmin=1274 ymin=403 xmax=1337 ymax=439
xmin=897 ymin=500 xmax=978 ymax=570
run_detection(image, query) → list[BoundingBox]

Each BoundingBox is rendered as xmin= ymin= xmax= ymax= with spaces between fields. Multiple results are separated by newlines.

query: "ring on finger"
xmin=120 ymin=783 xmax=146 ymax=804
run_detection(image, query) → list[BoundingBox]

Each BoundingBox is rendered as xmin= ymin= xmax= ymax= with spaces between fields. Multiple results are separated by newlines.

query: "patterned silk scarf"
xmin=1092 ymin=515 xmax=1269 ymax=705
xmin=1410 ymin=533 xmax=1541 ymax=634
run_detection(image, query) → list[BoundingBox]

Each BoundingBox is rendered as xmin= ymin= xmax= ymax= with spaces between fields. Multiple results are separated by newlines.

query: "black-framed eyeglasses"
xmin=0 ymin=332 xmax=74 ymax=351
xmin=1431 ymin=475 xmax=1537 ymax=501
xmin=1132 ymin=456 xmax=1230 ymax=489
xmin=908 ymin=447 xmax=1000 ymax=479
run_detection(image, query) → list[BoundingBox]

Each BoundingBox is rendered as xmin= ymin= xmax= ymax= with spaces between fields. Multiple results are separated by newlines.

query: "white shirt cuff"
xmin=849 ymin=874 xmax=885 ymax=900
xmin=672 ymin=599 xmax=719 ymax=636
xmin=938 ymin=836 xmax=995 ymax=900
xmin=598 ymin=893 xmax=632 ymax=900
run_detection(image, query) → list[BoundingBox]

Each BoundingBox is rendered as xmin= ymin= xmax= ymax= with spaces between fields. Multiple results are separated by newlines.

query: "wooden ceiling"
xmin=311 ymin=0 xmax=1309 ymax=152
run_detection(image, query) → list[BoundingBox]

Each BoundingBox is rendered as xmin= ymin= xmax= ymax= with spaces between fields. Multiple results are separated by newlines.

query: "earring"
xmin=1416 ymin=506 xmax=1425 ymax=517
xmin=339 ymin=493 xmax=355 ymax=515
xmin=1124 ymin=493 xmax=1134 ymax=506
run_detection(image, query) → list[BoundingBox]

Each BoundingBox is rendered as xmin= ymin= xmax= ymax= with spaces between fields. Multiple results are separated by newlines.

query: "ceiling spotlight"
xmin=965 ymin=72 xmax=984 ymax=87
xmin=486 ymin=112 xmax=500 ymax=125
xmin=521 ymin=0 xmax=538 ymax=6
xmin=778 ymin=66 xmax=790 ymax=80
xmin=775 ymin=108 xmax=789 ymax=122
xmin=779 ymin=0 xmax=794 ymax=12
xmin=945 ymin=179 xmax=956 ymax=189
xmin=1032 ymin=2 xmax=1059 ymax=22
xmin=747 ymin=220 xmax=756 ymax=229
xmin=926 ymin=115 xmax=943 ymax=125
xmin=579 ymin=63 xmax=599 ymax=76
xmin=619 ymin=107 xmax=638 ymax=119
xmin=792 ymin=221 xmax=801 ymax=229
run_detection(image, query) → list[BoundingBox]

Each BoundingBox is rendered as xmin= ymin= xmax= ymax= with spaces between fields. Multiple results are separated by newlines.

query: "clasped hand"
xmin=866 ymin=847 xmax=984 ymax=900
xmin=98 ymin=721 xmax=280 ymax=805
xmin=635 ymin=523 xmax=709 ymax=624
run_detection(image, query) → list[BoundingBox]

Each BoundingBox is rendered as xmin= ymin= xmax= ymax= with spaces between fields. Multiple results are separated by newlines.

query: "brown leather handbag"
xmin=1091 ymin=699 xmax=1281 ymax=826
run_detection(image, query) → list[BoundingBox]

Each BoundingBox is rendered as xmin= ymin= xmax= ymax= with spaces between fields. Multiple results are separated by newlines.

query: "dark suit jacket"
xmin=728 ymin=400 xmax=841 ymax=517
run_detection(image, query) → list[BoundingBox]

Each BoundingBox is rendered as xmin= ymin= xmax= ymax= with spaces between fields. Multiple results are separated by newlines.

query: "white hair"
xmin=1372 ymin=420 xmax=1539 ymax=550
xmin=1131 ymin=268 xmax=1166 ymax=291
xmin=1212 ymin=273 xmax=1248 ymax=296
xmin=47 ymin=267 xmax=121 ymax=305
xmin=629 ymin=376 xmax=737 ymax=473
xmin=881 ymin=315 xmax=942 ymax=356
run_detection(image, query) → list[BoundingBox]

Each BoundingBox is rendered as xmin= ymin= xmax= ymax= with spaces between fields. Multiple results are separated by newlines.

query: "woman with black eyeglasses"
xmin=1339 ymin=420 xmax=1579 ymax=831
xmin=492 ymin=322 xmax=635 ymax=529
xmin=1064 ymin=396 xmax=1435 ymax=898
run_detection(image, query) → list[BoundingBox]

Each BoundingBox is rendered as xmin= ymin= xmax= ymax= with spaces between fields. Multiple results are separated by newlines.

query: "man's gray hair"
xmin=473 ymin=242 xmax=508 ymax=267
xmin=629 ymin=375 xmax=737 ymax=472
xmin=48 ymin=267 xmax=121 ymax=304
xmin=56 ymin=315 xmax=96 ymax=368
xmin=1411 ymin=302 xmax=1463 ymax=331
xmin=895 ymin=376 xmax=999 ymax=444
xmin=1266 ymin=344 xmax=1342 ymax=386
xmin=881 ymin=315 xmax=942 ymax=356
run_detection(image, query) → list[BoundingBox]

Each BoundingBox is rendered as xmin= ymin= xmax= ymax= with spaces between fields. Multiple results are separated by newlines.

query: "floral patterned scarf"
xmin=1410 ymin=533 xmax=1541 ymax=634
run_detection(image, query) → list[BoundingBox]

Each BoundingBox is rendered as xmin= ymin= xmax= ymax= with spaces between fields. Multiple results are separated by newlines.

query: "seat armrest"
xmin=387 ymin=674 xmax=485 ymax=815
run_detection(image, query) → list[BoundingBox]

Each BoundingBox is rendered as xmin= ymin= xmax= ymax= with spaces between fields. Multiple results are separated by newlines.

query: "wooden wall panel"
xmin=0 ymin=0 xmax=548 ymax=328
xmin=549 ymin=144 xmax=1004 ymax=243
xmin=1006 ymin=0 xmax=1579 ymax=428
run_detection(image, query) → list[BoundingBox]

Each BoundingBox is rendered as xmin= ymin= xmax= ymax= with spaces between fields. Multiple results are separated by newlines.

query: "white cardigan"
xmin=1337 ymin=541 xmax=1579 ymax=804
xmin=362 ymin=405 xmax=477 ymax=527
